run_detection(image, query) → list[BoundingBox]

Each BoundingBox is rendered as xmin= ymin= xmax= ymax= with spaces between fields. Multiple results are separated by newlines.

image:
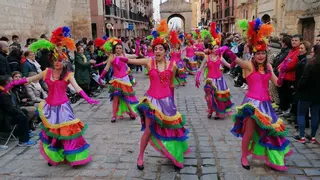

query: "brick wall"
xmin=0 ymin=0 xmax=92 ymax=43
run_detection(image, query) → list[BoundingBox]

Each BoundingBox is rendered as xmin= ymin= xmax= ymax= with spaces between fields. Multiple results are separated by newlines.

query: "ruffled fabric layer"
xmin=174 ymin=61 xmax=187 ymax=86
xmin=127 ymin=68 xmax=136 ymax=86
xmin=231 ymin=97 xmax=292 ymax=171
xmin=184 ymin=57 xmax=197 ymax=75
xmin=38 ymin=101 xmax=91 ymax=166
xmin=204 ymin=77 xmax=234 ymax=115
xmin=109 ymin=75 xmax=139 ymax=116
xmin=136 ymin=95 xmax=190 ymax=168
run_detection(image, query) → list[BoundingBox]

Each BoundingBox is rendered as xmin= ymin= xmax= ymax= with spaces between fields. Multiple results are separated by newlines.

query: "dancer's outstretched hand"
xmin=86 ymin=98 xmax=99 ymax=105
xmin=79 ymin=90 xmax=99 ymax=105
xmin=4 ymin=78 xmax=28 ymax=91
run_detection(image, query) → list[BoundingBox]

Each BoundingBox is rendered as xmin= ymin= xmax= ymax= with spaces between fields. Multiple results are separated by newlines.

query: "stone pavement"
xmin=0 ymin=72 xmax=320 ymax=180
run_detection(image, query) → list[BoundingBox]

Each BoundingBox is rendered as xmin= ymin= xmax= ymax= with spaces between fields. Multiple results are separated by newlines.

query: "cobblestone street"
xmin=1 ymin=72 xmax=320 ymax=180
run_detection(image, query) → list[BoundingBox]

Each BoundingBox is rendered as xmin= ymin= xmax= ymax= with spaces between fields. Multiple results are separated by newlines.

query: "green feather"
xmin=147 ymin=35 xmax=154 ymax=41
xmin=103 ymin=41 xmax=112 ymax=52
xmin=200 ymin=30 xmax=212 ymax=40
xmin=238 ymin=19 xmax=249 ymax=30
xmin=28 ymin=39 xmax=55 ymax=52
xmin=191 ymin=32 xmax=198 ymax=39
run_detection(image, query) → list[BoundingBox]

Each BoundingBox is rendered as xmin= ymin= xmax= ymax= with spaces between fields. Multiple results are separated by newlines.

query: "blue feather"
xmin=62 ymin=26 xmax=71 ymax=37
xmin=152 ymin=30 xmax=158 ymax=39
xmin=103 ymin=36 xmax=108 ymax=40
xmin=178 ymin=34 xmax=184 ymax=39
xmin=254 ymin=18 xmax=262 ymax=31
xmin=216 ymin=28 xmax=220 ymax=33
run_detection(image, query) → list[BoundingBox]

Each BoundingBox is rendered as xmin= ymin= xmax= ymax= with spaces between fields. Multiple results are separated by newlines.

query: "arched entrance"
xmin=167 ymin=14 xmax=185 ymax=32
xmin=261 ymin=14 xmax=271 ymax=24
xmin=160 ymin=0 xmax=192 ymax=33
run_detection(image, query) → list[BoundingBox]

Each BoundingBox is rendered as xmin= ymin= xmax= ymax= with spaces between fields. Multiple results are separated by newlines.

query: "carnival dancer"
xmin=98 ymin=38 xmax=138 ymax=123
xmin=169 ymin=31 xmax=187 ymax=86
xmin=228 ymin=19 xmax=292 ymax=171
xmin=183 ymin=34 xmax=197 ymax=75
xmin=196 ymin=42 xmax=233 ymax=119
xmin=114 ymin=21 xmax=189 ymax=169
xmin=5 ymin=26 xmax=99 ymax=166
xmin=193 ymin=32 xmax=206 ymax=67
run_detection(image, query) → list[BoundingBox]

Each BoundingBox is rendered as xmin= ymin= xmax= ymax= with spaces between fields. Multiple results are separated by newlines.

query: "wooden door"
xmin=302 ymin=18 xmax=315 ymax=44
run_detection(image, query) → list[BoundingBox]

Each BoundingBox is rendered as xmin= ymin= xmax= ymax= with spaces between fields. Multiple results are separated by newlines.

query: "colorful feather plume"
xmin=238 ymin=19 xmax=249 ymax=31
xmin=28 ymin=39 xmax=55 ymax=53
xmin=60 ymin=37 xmax=75 ymax=51
xmin=152 ymin=30 xmax=159 ymax=39
xmin=209 ymin=22 xmax=221 ymax=46
xmin=168 ymin=31 xmax=180 ymax=47
xmin=191 ymin=32 xmax=198 ymax=39
xmin=200 ymin=30 xmax=212 ymax=41
xmin=103 ymin=41 xmax=113 ymax=52
xmin=102 ymin=35 xmax=108 ymax=40
xmin=156 ymin=20 xmax=168 ymax=37
xmin=152 ymin=37 xmax=167 ymax=48
xmin=94 ymin=38 xmax=106 ymax=47
xmin=178 ymin=33 xmax=184 ymax=39
xmin=147 ymin=35 xmax=154 ymax=41
xmin=239 ymin=18 xmax=274 ymax=52
xmin=50 ymin=26 xmax=74 ymax=49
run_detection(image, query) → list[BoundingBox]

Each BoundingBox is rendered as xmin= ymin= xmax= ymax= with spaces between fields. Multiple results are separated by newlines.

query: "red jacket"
xmin=277 ymin=47 xmax=299 ymax=81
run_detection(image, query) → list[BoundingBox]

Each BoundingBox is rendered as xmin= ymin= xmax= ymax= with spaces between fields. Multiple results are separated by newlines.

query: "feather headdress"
xmin=29 ymin=26 xmax=76 ymax=62
xmin=156 ymin=20 xmax=168 ymax=38
xmin=238 ymin=18 xmax=274 ymax=52
xmin=50 ymin=26 xmax=75 ymax=51
xmin=102 ymin=37 xmax=122 ymax=53
xmin=210 ymin=22 xmax=221 ymax=46
xmin=168 ymin=30 xmax=180 ymax=47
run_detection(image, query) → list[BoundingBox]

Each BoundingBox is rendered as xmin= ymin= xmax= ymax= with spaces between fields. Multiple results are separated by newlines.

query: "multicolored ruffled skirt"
xmin=174 ymin=60 xmax=187 ymax=86
xmin=231 ymin=97 xmax=292 ymax=171
xmin=127 ymin=68 xmax=136 ymax=86
xmin=109 ymin=75 xmax=139 ymax=116
xmin=195 ymin=52 xmax=205 ymax=67
xmin=204 ymin=76 xmax=233 ymax=117
xmin=38 ymin=101 xmax=91 ymax=166
xmin=136 ymin=94 xmax=190 ymax=168
xmin=184 ymin=56 xmax=197 ymax=75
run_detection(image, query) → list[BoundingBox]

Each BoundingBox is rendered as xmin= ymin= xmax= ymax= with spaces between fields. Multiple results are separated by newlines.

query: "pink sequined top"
xmin=207 ymin=56 xmax=222 ymax=79
xmin=194 ymin=43 xmax=205 ymax=52
xmin=112 ymin=56 xmax=127 ymax=78
xmin=186 ymin=46 xmax=195 ymax=57
xmin=147 ymin=58 xmax=174 ymax=99
xmin=44 ymin=68 xmax=71 ymax=106
xmin=246 ymin=62 xmax=272 ymax=101
xmin=170 ymin=51 xmax=181 ymax=62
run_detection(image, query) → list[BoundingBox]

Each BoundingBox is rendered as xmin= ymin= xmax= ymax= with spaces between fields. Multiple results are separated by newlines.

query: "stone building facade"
xmin=0 ymin=0 xmax=92 ymax=43
xmin=237 ymin=0 xmax=320 ymax=43
xmin=92 ymin=0 xmax=153 ymax=39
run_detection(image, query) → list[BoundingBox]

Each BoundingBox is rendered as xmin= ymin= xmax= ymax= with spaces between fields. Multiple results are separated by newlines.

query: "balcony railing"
xmin=105 ymin=4 xmax=148 ymax=22
xmin=225 ymin=6 xmax=235 ymax=17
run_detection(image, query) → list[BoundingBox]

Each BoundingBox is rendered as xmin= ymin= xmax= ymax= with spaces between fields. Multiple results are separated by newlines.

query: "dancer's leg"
xmin=138 ymin=115 xmax=151 ymax=163
xmin=241 ymin=118 xmax=255 ymax=166
xmin=204 ymin=88 xmax=213 ymax=117
xmin=112 ymin=96 xmax=120 ymax=120
xmin=125 ymin=101 xmax=137 ymax=118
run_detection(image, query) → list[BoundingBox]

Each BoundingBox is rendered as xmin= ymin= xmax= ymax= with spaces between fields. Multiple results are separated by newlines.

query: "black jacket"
xmin=7 ymin=55 xmax=20 ymax=72
xmin=297 ymin=60 xmax=320 ymax=103
xmin=272 ymin=47 xmax=291 ymax=76
xmin=0 ymin=51 xmax=11 ymax=76
xmin=295 ymin=54 xmax=308 ymax=86
xmin=0 ymin=90 xmax=24 ymax=116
